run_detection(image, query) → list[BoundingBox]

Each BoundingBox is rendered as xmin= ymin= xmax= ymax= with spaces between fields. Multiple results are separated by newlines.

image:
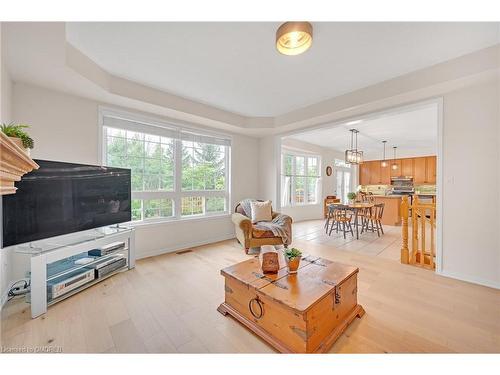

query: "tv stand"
xmin=15 ymin=226 xmax=135 ymax=318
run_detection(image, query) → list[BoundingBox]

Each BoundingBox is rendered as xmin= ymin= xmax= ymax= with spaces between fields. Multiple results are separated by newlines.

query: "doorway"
xmin=278 ymin=98 xmax=442 ymax=271
xmin=335 ymin=168 xmax=351 ymax=204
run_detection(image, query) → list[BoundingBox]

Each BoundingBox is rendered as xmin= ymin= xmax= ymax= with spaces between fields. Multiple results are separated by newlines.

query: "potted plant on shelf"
xmin=1 ymin=123 xmax=34 ymax=154
xmin=284 ymin=247 xmax=302 ymax=274
xmin=347 ymin=192 xmax=357 ymax=204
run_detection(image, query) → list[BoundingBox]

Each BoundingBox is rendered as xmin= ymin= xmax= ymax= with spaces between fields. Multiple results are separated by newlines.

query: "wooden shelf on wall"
xmin=0 ymin=131 xmax=39 ymax=195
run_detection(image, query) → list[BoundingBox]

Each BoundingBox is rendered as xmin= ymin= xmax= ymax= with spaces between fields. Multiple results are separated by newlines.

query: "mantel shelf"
xmin=0 ymin=131 xmax=39 ymax=195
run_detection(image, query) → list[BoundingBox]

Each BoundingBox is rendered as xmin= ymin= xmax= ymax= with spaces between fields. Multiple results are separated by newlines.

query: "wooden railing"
xmin=401 ymin=196 xmax=436 ymax=269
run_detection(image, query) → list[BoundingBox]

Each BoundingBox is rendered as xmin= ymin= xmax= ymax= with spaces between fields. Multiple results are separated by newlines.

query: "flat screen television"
xmin=2 ymin=159 xmax=131 ymax=248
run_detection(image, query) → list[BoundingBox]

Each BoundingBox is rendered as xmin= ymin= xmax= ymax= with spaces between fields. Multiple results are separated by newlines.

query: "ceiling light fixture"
xmin=391 ymin=146 xmax=398 ymax=170
xmin=345 ymin=129 xmax=363 ymax=165
xmin=276 ymin=22 xmax=313 ymax=56
xmin=381 ymin=141 xmax=388 ymax=167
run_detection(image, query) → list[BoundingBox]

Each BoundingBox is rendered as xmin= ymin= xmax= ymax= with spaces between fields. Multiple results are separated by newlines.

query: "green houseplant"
xmin=284 ymin=247 xmax=302 ymax=274
xmin=347 ymin=192 xmax=357 ymax=203
xmin=1 ymin=123 xmax=34 ymax=151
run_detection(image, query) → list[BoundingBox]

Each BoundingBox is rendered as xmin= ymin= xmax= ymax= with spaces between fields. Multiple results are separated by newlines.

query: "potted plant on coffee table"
xmin=284 ymin=247 xmax=302 ymax=274
xmin=1 ymin=123 xmax=35 ymax=154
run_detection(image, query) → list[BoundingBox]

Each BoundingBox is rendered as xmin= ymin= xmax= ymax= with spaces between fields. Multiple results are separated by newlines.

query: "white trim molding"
xmin=436 ymin=270 xmax=500 ymax=290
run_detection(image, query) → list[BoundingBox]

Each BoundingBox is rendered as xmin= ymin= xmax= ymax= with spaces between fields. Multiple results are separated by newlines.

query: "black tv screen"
xmin=2 ymin=159 xmax=131 ymax=247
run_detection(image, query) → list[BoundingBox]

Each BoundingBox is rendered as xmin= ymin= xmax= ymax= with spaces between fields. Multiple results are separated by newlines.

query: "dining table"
xmin=330 ymin=202 xmax=375 ymax=240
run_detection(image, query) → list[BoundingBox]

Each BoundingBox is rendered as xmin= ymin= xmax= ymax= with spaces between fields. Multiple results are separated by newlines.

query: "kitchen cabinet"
xmin=413 ymin=157 xmax=427 ymax=184
xmin=380 ymin=163 xmax=391 ymax=185
xmin=359 ymin=162 xmax=370 ymax=185
xmin=373 ymin=196 xmax=402 ymax=226
xmin=360 ymin=155 xmax=436 ymax=185
xmin=426 ymin=156 xmax=436 ymax=184
xmin=369 ymin=161 xmax=381 ymax=184
xmin=390 ymin=160 xmax=401 ymax=178
xmin=401 ymin=158 xmax=414 ymax=177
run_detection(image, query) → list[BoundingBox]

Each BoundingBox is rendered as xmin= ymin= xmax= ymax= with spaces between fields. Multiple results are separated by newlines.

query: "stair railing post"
xmin=401 ymin=195 xmax=410 ymax=264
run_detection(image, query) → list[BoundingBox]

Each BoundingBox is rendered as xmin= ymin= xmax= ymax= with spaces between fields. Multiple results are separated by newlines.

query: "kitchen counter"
xmin=372 ymin=195 xmax=402 ymax=226
xmin=370 ymin=195 xmax=405 ymax=199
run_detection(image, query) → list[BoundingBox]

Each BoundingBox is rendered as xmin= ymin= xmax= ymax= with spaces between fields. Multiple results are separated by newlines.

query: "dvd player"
xmin=85 ymin=255 xmax=127 ymax=278
xmin=88 ymin=241 xmax=126 ymax=257
xmin=47 ymin=268 xmax=95 ymax=300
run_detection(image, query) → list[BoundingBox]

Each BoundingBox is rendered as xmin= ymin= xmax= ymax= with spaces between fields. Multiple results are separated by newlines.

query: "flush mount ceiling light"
xmin=276 ymin=22 xmax=313 ymax=56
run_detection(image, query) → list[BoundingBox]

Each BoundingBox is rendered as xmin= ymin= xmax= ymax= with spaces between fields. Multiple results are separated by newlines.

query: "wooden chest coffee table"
xmin=217 ymin=254 xmax=365 ymax=353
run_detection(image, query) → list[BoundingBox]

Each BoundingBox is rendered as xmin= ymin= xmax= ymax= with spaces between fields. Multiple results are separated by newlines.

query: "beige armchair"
xmin=232 ymin=201 xmax=292 ymax=254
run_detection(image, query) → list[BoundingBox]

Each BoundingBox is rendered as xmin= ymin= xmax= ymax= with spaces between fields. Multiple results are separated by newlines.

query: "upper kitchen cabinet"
xmin=369 ymin=161 xmax=381 ymax=184
xmin=360 ymin=155 xmax=436 ymax=185
xmin=414 ymin=156 xmax=436 ymax=184
xmin=380 ymin=162 xmax=391 ymax=184
xmin=426 ymin=156 xmax=437 ymax=184
xmin=401 ymin=158 xmax=414 ymax=177
xmin=390 ymin=160 xmax=402 ymax=178
xmin=359 ymin=161 xmax=371 ymax=185
xmin=413 ymin=157 xmax=427 ymax=184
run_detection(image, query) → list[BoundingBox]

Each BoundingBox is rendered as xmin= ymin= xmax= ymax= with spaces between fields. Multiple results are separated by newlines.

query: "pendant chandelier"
xmin=381 ymin=141 xmax=388 ymax=167
xmin=391 ymin=146 xmax=398 ymax=170
xmin=345 ymin=129 xmax=363 ymax=165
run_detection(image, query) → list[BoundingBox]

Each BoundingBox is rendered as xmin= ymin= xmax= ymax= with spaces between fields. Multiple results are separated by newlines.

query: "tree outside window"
xmin=103 ymin=115 xmax=230 ymax=222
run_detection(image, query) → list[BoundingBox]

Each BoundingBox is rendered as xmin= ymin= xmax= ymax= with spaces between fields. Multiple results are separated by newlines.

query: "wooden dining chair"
xmin=361 ymin=203 xmax=385 ymax=237
xmin=329 ymin=205 xmax=354 ymax=239
xmin=358 ymin=194 xmax=374 ymax=229
xmin=324 ymin=204 xmax=336 ymax=233
xmin=366 ymin=192 xmax=375 ymax=203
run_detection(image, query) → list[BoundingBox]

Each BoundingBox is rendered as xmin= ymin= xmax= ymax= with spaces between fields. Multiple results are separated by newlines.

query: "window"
xmin=102 ymin=109 xmax=230 ymax=222
xmin=281 ymin=152 xmax=321 ymax=207
xmin=334 ymin=158 xmax=351 ymax=169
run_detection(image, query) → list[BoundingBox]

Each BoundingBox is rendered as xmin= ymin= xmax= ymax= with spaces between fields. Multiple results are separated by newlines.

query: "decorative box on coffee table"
xmin=217 ymin=255 xmax=365 ymax=353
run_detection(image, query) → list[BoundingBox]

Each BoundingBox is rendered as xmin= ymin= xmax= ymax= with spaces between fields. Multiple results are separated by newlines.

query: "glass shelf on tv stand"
xmin=46 ymin=247 xmax=129 ymax=282
xmin=13 ymin=225 xmax=132 ymax=256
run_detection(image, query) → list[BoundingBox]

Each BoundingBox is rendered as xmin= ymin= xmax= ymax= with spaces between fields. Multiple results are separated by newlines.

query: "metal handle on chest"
xmin=335 ymin=290 xmax=341 ymax=304
xmin=248 ymin=297 xmax=264 ymax=319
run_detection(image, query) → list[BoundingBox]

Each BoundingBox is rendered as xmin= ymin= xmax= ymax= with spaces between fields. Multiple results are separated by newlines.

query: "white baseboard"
xmin=136 ymin=233 xmax=237 ymax=260
xmin=436 ymin=269 xmax=500 ymax=290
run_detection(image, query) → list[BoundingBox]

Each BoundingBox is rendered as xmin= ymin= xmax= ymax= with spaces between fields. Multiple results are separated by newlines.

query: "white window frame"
xmin=281 ymin=151 xmax=321 ymax=207
xmin=99 ymin=107 xmax=231 ymax=224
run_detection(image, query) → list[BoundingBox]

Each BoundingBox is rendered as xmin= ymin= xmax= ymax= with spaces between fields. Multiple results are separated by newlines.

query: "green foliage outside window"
xmin=106 ymin=127 xmax=227 ymax=221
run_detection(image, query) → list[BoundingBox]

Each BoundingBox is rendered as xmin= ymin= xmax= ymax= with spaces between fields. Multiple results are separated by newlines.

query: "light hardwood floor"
xmin=1 ymin=220 xmax=499 ymax=353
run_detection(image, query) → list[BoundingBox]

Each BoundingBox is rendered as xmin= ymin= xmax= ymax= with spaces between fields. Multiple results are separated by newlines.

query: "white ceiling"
xmin=66 ymin=22 xmax=500 ymax=117
xmin=286 ymin=103 xmax=438 ymax=160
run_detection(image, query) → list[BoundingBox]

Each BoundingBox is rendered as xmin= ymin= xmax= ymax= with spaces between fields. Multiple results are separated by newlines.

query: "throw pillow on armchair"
xmin=250 ymin=200 xmax=272 ymax=223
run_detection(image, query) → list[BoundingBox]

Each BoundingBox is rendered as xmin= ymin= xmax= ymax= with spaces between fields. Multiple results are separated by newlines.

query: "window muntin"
xmin=181 ymin=141 xmax=226 ymax=192
xmin=102 ymin=111 xmax=230 ymax=222
xmin=281 ymin=153 xmax=321 ymax=207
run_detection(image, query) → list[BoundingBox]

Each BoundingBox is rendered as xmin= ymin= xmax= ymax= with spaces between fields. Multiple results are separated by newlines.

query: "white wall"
xmin=258 ymin=136 xmax=278 ymax=204
xmin=0 ymin=23 xmax=14 ymax=307
xmin=5 ymin=82 xmax=259 ymax=282
xmin=439 ymin=79 xmax=500 ymax=287
xmin=279 ymin=138 xmax=344 ymax=222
